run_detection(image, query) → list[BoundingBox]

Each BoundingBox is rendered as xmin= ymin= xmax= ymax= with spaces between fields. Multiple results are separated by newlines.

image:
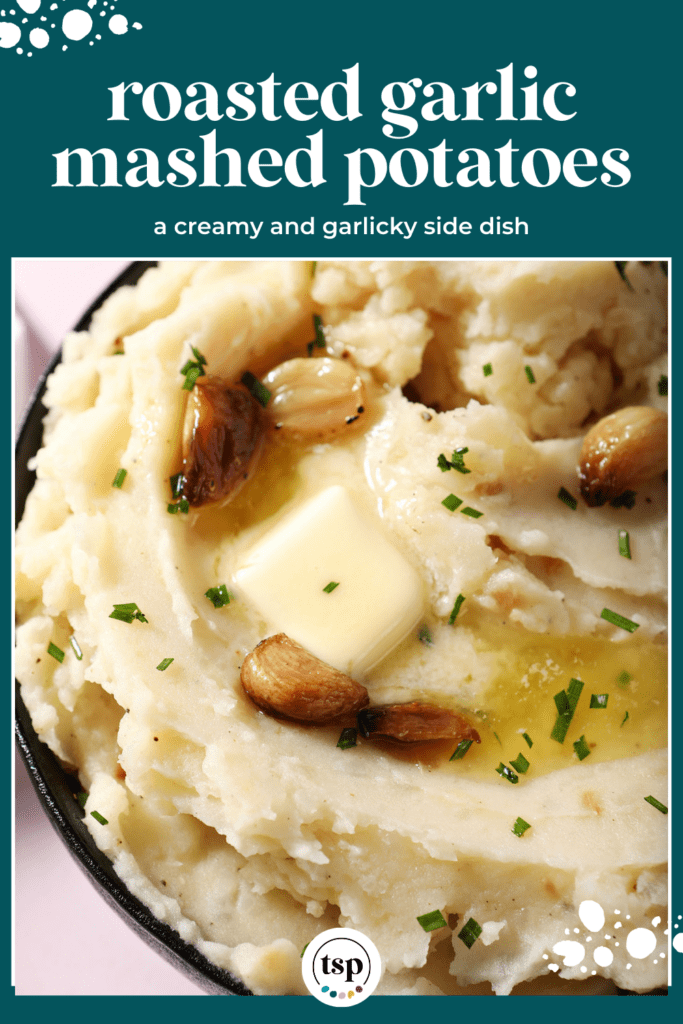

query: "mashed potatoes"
xmin=15 ymin=260 xmax=668 ymax=995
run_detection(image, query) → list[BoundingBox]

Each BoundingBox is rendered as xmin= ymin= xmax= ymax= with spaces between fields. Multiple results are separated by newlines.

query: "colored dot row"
xmin=321 ymin=985 xmax=364 ymax=999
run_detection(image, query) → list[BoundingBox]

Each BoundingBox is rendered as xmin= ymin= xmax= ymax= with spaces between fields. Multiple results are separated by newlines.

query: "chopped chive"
xmin=590 ymin=693 xmax=609 ymax=709
xmin=170 ymin=472 xmax=185 ymax=498
xmin=557 ymin=486 xmax=578 ymax=510
xmin=448 ymin=594 xmax=466 ymax=625
xmin=47 ymin=641 xmax=65 ymax=663
xmin=496 ymin=762 xmax=519 ymax=784
xmin=483 ymin=363 xmax=493 ymax=377
xmin=450 ymin=447 xmax=471 ymax=475
xmin=323 ymin=581 xmax=340 ymax=594
xmin=337 ymin=727 xmax=357 ymax=750
xmin=76 ymin=791 xmax=88 ymax=809
xmin=70 ymin=636 xmax=83 ymax=660
xmin=644 ymin=795 xmax=668 ymax=814
xmin=524 ymin=365 xmax=536 ymax=384
xmin=601 ymin=608 xmax=639 ymax=633
xmin=437 ymin=453 xmax=452 ymax=472
xmin=190 ymin=346 xmax=207 ymax=366
xmin=90 ymin=810 xmax=109 ymax=825
xmin=610 ymin=490 xmax=636 ymax=509
xmin=554 ymin=690 xmax=571 ymax=716
xmin=450 ymin=739 xmax=473 ymax=761
xmin=458 ymin=917 xmax=482 ymax=948
xmin=618 ymin=530 xmax=632 ymax=559
xmin=301 ymin=942 xmax=310 ymax=958
xmin=418 ymin=624 xmax=433 ymax=646
xmin=617 ymin=670 xmax=632 ymax=687
xmin=621 ymin=711 xmax=630 ymax=727
xmin=551 ymin=678 xmax=584 ymax=743
xmin=573 ymin=735 xmax=591 ymax=761
xmin=112 ymin=468 xmax=127 ymax=489
xmin=311 ymin=261 xmax=317 ymax=276
xmin=417 ymin=909 xmax=447 ymax=933
xmin=313 ymin=314 xmax=326 ymax=349
xmin=182 ymin=364 xmax=204 ymax=391
xmin=241 ymin=371 xmax=271 ymax=407
xmin=522 ymin=732 xmax=533 ymax=748
xmin=442 ymin=493 xmax=463 ymax=512
xmin=109 ymin=602 xmax=148 ymax=624
xmin=493 ymin=731 xmax=502 ymax=746
xmin=512 ymin=817 xmax=532 ymax=837
xmin=657 ymin=374 xmax=668 ymax=397
xmin=167 ymin=498 xmax=190 ymax=515
xmin=460 ymin=506 xmax=483 ymax=519
xmin=510 ymin=752 xmax=530 ymax=774
xmin=156 ymin=658 xmax=174 ymax=672
xmin=205 ymin=584 xmax=231 ymax=608
xmin=614 ymin=261 xmax=634 ymax=290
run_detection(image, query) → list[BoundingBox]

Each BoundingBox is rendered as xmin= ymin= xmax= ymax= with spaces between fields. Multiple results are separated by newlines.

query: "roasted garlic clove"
xmin=357 ymin=701 xmax=481 ymax=744
xmin=578 ymin=405 xmax=668 ymax=507
xmin=241 ymin=634 xmax=370 ymax=723
xmin=262 ymin=357 xmax=367 ymax=440
xmin=181 ymin=376 xmax=266 ymax=507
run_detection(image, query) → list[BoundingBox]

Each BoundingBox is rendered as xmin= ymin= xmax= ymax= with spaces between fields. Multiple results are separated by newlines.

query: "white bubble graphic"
xmin=593 ymin=946 xmax=614 ymax=967
xmin=18 ymin=0 xmax=40 ymax=12
xmin=0 ymin=20 xmax=21 ymax=46
xmin=552 ymin=940 xmax=585 ymax=967
xmin=108 ymin=12 xmax=126 ymax=33
xmin=62 ymin=8 xmax=91 ymax=40
xmin=625 ymin=928 xmax=656 ymax=959
xmin=671 ymin=932 xmax=683 ymax=953
xmin=579 ymin=900 xmax=605 ymax=932
xmin=29 ymin=25 xmax=48 ymax=46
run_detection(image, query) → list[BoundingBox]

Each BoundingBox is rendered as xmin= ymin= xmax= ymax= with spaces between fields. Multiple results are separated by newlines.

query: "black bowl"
xmin=14 ymin=261 xmax=252 ymax=997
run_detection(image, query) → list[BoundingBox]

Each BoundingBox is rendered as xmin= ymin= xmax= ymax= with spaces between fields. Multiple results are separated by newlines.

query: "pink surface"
xmin=14 ymin=261 xmax=206 ymax=996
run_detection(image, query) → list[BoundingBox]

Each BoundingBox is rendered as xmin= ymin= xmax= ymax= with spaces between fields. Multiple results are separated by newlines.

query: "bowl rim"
xmin=14 ymin=260 xmax=253 ymax=997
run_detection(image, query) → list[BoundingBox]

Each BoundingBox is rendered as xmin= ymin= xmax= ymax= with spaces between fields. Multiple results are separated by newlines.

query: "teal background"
xmin=4 ymin=0 xmax=679 ymax=1017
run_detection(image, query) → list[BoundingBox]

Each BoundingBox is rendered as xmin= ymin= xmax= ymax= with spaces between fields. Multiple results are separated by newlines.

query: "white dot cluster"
xmin=546 ymin=900 xmax=673 ymax=975
xmin=0 ymin=0 xmax=142 ymax=53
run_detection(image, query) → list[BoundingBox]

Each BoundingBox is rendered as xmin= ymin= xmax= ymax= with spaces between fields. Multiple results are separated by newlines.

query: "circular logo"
xmin=302 ymin=927 xmax=382 ymax=1005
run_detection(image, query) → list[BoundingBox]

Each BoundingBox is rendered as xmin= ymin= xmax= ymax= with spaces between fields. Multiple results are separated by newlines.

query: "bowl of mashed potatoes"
xmin=15 ymin=259 xmax=669 ymax=996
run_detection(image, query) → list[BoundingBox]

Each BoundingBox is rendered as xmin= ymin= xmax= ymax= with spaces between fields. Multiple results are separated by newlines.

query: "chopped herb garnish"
xmin=437 ymin=453 xmax=452 ymax=472
xmin=551 ymin=677 xmax=584 ymax=743
xmin=493 ymin=731 xmax=502 ymax=746
xmin=458 ymin=917 xmax=482 ymax=948
xmin=156 ymin=658 xmax=174 ymax=672
xmin=573 ymin=735 xmax=591 ymax=761
xmin=590 ymin=693 xmax=609 ymax=709
xmin=70 ymin=636 xmax=83 ymax=660
xmin=48 ymin=641 xmax=65 ymax=663
xmin=90 ymin=810 xmax=109 ymax=825
xmin=657 ymin=374 xmax=668 ymax=397
xmin=512 ymin=817 xmax=532 ymax=837
xmin=450 ymin=739 xmax=473 ymax=761
xmin=558 ymin=486 xmax=578 ymax=510
xmin=617 ymin=670 xmax=632 ymax=687
xmin=311 ymin=261 xmax=317 ymax=276
xmin=614 ymin=261 xmax=633 ymax=290
xmin=442 ymin=493 xmax=463 ymax=512
xmin=621 ymin=711 xmax=630 ymax=727
xmin=301 ymin=942 xmax=309 ymax=958
xmin=323 ymin=581 xmax=340 ymax=594
xmin=601 ymin=607 xmax=639 ymax=633
xmin=313 ymin=314 xmax=325 ymax=348
xmin=496 ymin=762 xmax=519 ymax=784
xmin=241 ymin=371 xmax=271 ymax=407
xmin=205 ymin=584 xmax=231 ymax=608
xmin=483 ymin=363 xmax=493 ymax=377
xmin=337 ymin=727 xmax=357 ymax=750
xmin=167 ymin=498 xmax=190 ymax=515
xmin=510 ymin=752 xmax=530 ymax=774
xmin=524 ymin=365 xmax=536 ymax=384
xmin=448 ymin=594 xmax=466 ymax=625
xmin=190 ymin=345 xmax=207 ymax=366
xmin=181 ymin=363 xmax=204 ymax=391
xmin=170 ymin=472 xmax=185 ymax=498
xmin=610 ymin=490 xmax=636 ymax=509
xmin=460 ymin=506 xmax=483 ymax=519
xmin=417 ymin=909 xmax=447 ymax=933
xmin=109 ymin=602 xmax=148 ymax=624
xmin=76 ymin=791 xmax=88 ymax=809
xmin=112 ymin=468 xmax=127 ymax=489
xmin=450 ymin=447 xmax=471 ymax=474
xmin=618 ymin=529 xmax=632 ymax=559
xmin=644 ymin=795 xmax=668 ymax=814
xmin=418 ymin=624 xmax=433 ymax=646
xmin=522 ymin=732 xmax=533 ymax=748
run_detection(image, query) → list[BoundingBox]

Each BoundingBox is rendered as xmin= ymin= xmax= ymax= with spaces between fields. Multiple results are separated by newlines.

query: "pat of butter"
xmin=234 ymin=485 xmax=423 ymax=676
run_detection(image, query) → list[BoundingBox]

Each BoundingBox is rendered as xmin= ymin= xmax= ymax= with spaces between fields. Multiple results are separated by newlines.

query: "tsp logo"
xmin=302 ymin=928 xmax=382 ymax=1005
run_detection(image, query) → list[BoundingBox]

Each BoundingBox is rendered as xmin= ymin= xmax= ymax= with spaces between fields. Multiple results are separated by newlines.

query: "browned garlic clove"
xmin=578 ymin=405 xmax=668 ymax=507
xmin=262 ymin=357 xmax=367 ymax=440
xmin=241 ymin=634 xmax=370 ymax=723
xmin=357 ymin=702 xmax=481 ymax=744
xmin=181 ymin=377 xmax=266 ymax=507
